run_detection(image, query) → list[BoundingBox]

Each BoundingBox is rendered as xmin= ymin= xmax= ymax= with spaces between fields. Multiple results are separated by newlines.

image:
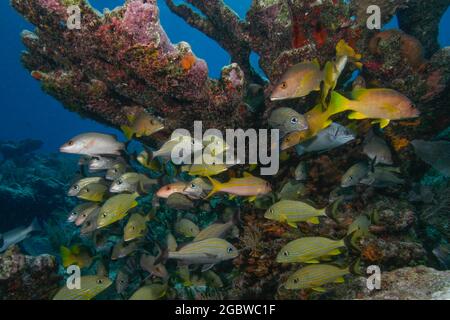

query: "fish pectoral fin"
xmin=348 ymin=112 xmax=367 ymax=120
xmin=201 ymin=263 xmax=216 ymax=272
xmin=371 ymin=119 xmax=390 ymax=129
xmin=334 ymin=277 xmax=345 ymax=284
xmin=328 ymin=249 xmax=342 ymax=255
xmin=305 ymin=259 xmax=320 ymax=264
xmin=287 ymin=222 xmax=298 ymax=228
xmin=307 ymin=217 xmax=320 ymax=224
xmin=312 ymin=287 xmax=327 ymax=293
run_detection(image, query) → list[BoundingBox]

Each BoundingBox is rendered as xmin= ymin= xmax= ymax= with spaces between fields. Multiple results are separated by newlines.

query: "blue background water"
xmin=1 ymin=1 xmax=449 ymax=152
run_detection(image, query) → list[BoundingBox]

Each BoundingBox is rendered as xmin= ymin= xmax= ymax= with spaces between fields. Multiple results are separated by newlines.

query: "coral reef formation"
xmin=9 ymin=0 xmax=450 ymax=300
xmin=0 ymin=246 xmax=60 ymax=300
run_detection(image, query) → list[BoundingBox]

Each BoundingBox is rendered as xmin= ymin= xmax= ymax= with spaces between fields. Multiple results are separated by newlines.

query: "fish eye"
xmin=283 ymin=251 xmax=289 ymax=256
xmin=290 ymin=117 xmax=298 ymax=124
xmin=117 ymin=179 xmax=123 ymax=185
xmin=227 ymin=247 xmax=234 ymax=253
xmin=131 ymin=226 xmax=135 ymax=230
xmin=97 ymin=279 xmax=103 ymax=284
xmin=68 ymin=140 xmax=74 ymax=146
xmin=270 ymin=208 xmax=274 ymax=214
xmin=71 ymin=212 xmax=76 ymax=216
xmin=280 ymin=81 xmax=287 ymax=89
xmin=293 ymin=278 xmax=299 ymax=284
xmin=73 ymin=185 xmax=79 ymax=190
xmin=102 ymin=212 xmax=107 ymax=218
xmin=113 ymin=169 xmax=118 ymax=173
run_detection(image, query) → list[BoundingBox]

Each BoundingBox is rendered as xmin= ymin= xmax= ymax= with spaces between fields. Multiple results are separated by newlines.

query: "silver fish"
xmin=88 ymin=156 xmax=125 ymax=172
xmin=110 ymin=173 xmax=157 ymax=194
xmin=80 ymin=207 xmax=101 ymax=235
xmin=0 ymin=218 xmax=41 ymax=252
xmin=106 ymin=163 xmax=130 ymax=181
xmin=268 ymin=108 xmax=309 ymax=137
xmin=363 ymin=130 xmax=393 ymax=165
xmin=183 ymin=177 xmax=212 ymax=200
xmin=360 ymin=166 xmax=404 ymax=187
xmin=68 ymin=177 xmax=106 ymax=197
xmin=60 ymin=132 xmax=125 ymax=156
xmin=295 ymin=123 xmax=355 ymax=156
xmin=411 ymin=140 xmax=450 ymax=177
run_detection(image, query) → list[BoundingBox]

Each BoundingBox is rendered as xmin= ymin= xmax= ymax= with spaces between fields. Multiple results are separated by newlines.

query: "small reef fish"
xmin=74 ymin=203 xmax=99 ymax=226
xmin=121 ymin=111 xmax=164 ymax=140
xmin=278 ymin=180 xmax=307 ymax=201
xmin=270 ymin=61 xmax=323 ymax=101
xmin=284 ymin=263 xmax=355 ymax=291
xmin=347 ymin=215 xmax=371 ymax=239
xmin=60 ymin=132 xmax=125 ymax=156
xmin=167 ymin=193 xmax=195 ymax=211
xmin=193 ymin=216 xmax=236 ymax=242
xmin=175 ymin=218 xmax=200 ymax=238
xmin=206 ymin=172 xmax=272 ymax=200
xmin=0 ymin=218 xmax=41 ymax=253
xmin=411 ymin=140 xmax=450 ymax=177
xmin=166 ymin=233 xmax=178 ymax=251
xmin=335 ymin=39 xmax=363 ymax=69
xmin=156 ymin=181 xmax=190 ymax=198
xmin=136 ymin=150 xmax=162 ymax=172
xmin=97 ymin=193 xmax=140 ymax=229
xmin=264 ymin=200 xmax=327 ymax=227
xmin=341 ymin=162 xmax=370 ymax=188
xmin=321 ymin=55 xmax=349 ymax=106
xmin=112 ymin=240 xmax=140 ymax=260
xmin=202 ymin=133 xmax=231 ymax=157
xmin=68 ymin=203 xmax=96 ymax=223
xmin=276 ymin=237 xmax=347 ymax=264
xmin=183 ymin=177 xmax=212 ymax=200
xmin=182 ymin=162 xmax=230 ymax=177
xmin=53 ymin=275 xmax=112 ymax=300
xmin=149 ymin=134 xmax=199 ymax=161
xmin=167 ymin=238 xmax=238 ymax=271
xmin=77 ymin=183 xmax=108 ymax=202
xmin=360 ymin=166 xmax=404 ymax=187
xmin=115 ymin=269 xmax=130 ymax=295
xmin=281 ymin=103 xmax=345 ymax=150
xmin=124 ymin=213 xmax=149 ymax=242
xmin=129 ymin=283 xmax=167 ymax=300
xmin=268 ymin=107 xmax=309 ymax=136
xmin=106 ymin=162 xmax=130 ymax=181
xmin=68 ymin=177 xmax=105 ymax=196
xmin=110 ymin=172 xmax=157 ymax=194
xmin=295 ymin=122 xmax=355 ymax=156
xmin=294 ymin=161 xmax=308 ymax=181
xmin=363 ymin=130 xmax=393 ymax=165
xmin=60 ymin=244 xmax=94 ymax=268
xmin=88 ymin=156 xmax=125 ymax=172
xmin=80 ymin=207 xmax=101 ymax=235
xmin=330 ymin=88 xmax=420 ymax=128
xmin=140 ymin=254 xmax=169 ymax=279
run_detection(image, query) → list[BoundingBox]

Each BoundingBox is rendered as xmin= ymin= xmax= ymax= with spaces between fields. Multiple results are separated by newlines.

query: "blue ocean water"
xmin=0 ymin=1 xmax=448 ymax=152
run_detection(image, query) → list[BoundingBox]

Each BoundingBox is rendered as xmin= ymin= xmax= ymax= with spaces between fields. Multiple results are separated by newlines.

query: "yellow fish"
xmin=182 ymin=162 xmax=230 ymax=177
xmin=264 ymin=200 xmax=327 ymax=228
xmin=335 ymin=40 xmax=363 ymax=69
xmin=97 ymin=193 xmax=139 ymax=229
xmin=175 ymin=218 xmax=200 ymax=238
xmin=53 ymin=275 xmax=112 ymax=300
xmin=137 ymin=150 xmax=162 ymax=172
xmin=271 ymin=60 xmax=323 ymax=101
xmin=123 ymin=213 xmax=149 ymax=242
xmin=206 ymin=172 xmax=272 ymax=201
xmin=281 ymin=103 xmax=345 ymax=150
xmin=284 ymin=261 xmax=360 ymax=292
xmin=129 ymin=283 xmax=167 ymax=300
xmin=121 ymin=111 xmax=164 ymax=140
xmin=76 ymin=183 xmax=108 ymax=202
xmin=60 ymin=245 xmax=94 ymax=268
xmin=276 ymin=237 xmax=346 ymax=264
xmin=329 ymin=88 xmax=420 ymax=128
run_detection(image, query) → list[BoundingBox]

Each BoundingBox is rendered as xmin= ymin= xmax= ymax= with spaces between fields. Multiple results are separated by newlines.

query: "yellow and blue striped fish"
xmin=53 ymin=275 xmax=112 ymax=300
xmin=264 ymin=200 xmax=327 ymax=228
xmin=284 ymin=264 xmax=349 ymax=292
xmin=276 ymin=237 xmax=345 ymax=264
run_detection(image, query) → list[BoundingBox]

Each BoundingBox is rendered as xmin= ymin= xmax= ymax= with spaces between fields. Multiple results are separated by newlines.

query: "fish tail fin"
xmin=348 ymin=258 xmax=363 ymax=276
xmin=344 ymin=230 xmax=362 ymax=252
xmin=30 ymin=217 xmax=42 ymax=233
xmin=329 ymin=91 xmax=352 ymax=116
xmin=60 ymin=246 xmax=75 ymax=268
xmin=205 ymin=176 xmax=222 ymax=199
xmin=121 ymin=125 xmax=134 ymax=140
xmin=324 ymin=196 xmax=344 ymax=221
